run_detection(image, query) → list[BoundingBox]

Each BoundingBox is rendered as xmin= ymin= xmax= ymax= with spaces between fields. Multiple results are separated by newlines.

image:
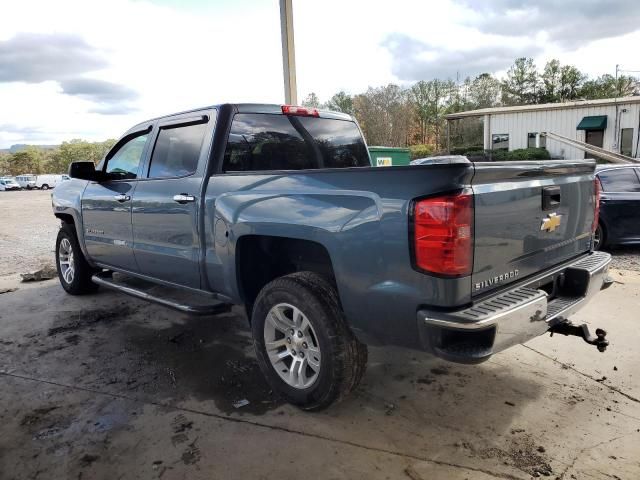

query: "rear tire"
xmin=594 ymin=223 xmax=606 ymax=250
xmin=55 ymin=224 xmax=99 ymax=295
xmin=251 ymin=272 xmax=367 ymax=410
xmin=41 ymin=184 xmax=49 ymax=190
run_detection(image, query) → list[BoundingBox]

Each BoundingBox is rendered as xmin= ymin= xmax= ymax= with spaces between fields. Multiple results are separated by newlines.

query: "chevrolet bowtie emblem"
xmin=541 ymin=213 xmax=562 ymax=232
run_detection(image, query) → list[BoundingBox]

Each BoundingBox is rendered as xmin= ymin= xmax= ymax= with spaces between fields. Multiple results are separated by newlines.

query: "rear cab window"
xmin=222 ymin=113 xmax=369 ymax=172
xmin=598 ymin=168 xmax=640 ymax=192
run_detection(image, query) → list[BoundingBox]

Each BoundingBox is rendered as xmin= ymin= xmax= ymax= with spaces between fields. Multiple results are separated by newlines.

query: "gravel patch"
xmin=0 ymin=190 xmax=60 ymax=277
xmin=607 ymin=246 xmax=640 ymax=272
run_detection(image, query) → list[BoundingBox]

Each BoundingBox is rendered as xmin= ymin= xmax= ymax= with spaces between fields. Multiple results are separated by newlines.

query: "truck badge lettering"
xmin=474 ymin=270 xmax=519 ymax=291
xmin=541 ymin=213 xmax=562 ymax=232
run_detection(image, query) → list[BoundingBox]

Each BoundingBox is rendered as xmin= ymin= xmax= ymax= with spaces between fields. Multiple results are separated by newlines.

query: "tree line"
xmin=0 ymin=139 xmax=116 ymax=176
xmin=1 ymin=56 xmax=637 ymax=176
xmin=303 ymin=57 xmax=639 ymax=150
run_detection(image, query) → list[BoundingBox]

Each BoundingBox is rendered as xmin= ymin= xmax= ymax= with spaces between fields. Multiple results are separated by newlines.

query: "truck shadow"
xmin=2 ymin=283 xmax=560 ymax=476
xmin=7 ymin=284 xmax=544 ymax=450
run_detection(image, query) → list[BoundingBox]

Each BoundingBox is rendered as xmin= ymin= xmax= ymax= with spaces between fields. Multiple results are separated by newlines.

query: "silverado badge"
xmin=541 ymin=213 xmax=562 ymax=232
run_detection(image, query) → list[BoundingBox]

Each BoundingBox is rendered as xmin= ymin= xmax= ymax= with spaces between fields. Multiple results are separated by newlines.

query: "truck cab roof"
xmin=128 ymin=103 xmax=353 ymax=133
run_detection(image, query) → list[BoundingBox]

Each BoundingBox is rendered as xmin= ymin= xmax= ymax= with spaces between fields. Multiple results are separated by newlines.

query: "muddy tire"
xmin=593 ymin=223 xmax=606 ymax=251
xmin=251 ymin=271 xmax=367 ymax=410
xmin=55 ymin=223 xmax=99 ymax=295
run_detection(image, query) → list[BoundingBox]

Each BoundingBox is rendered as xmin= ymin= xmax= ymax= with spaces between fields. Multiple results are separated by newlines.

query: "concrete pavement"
xmin=0 ymin=270 xmax=638 ymax=479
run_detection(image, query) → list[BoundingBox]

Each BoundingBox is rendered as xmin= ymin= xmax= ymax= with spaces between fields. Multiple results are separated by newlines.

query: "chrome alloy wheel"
xmin=593 ymin=225 xmax=602 ymax=250
xmin=58 ymin=238 xmax=75 ymax=284
xmin=263 ymin=303 xmax=321 ymax=389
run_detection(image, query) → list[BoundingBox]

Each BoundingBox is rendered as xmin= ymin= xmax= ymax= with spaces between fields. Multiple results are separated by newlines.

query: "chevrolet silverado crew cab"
xmin=52 ymin=103 xmax=612 ymax=410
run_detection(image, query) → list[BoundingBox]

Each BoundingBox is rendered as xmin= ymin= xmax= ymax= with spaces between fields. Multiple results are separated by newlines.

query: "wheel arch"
xmin=235 ymin=235 xmax=338 ymax=319
xmin=54 ymin=210 xmax=95 ymax=267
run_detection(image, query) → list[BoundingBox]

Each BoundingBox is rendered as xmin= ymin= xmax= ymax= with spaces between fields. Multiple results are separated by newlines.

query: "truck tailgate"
xmin=471 ymin=160 xmax=596 ymax=296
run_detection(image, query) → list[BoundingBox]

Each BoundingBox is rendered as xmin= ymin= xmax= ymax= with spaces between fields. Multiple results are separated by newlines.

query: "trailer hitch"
xmin=549 ymin=322 xmax=608 ymax=352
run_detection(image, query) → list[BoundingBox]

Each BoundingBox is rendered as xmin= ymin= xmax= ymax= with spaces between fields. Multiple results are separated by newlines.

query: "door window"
xmin=598 ymin=168 xmax=640 ymax=192
xmin=620 ymin=128 xmax=633 ymax=156
xmin=105 ymin=133 xmax=149 ymax=180
xmin=585 ymin=130 xmax=604 ymax=148
xmin=147 ymin=123 xmax=207 ymax=178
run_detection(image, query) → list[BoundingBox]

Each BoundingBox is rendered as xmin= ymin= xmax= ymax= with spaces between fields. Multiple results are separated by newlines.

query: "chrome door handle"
xmin=173 ymin=194 xmax=196 ymax=204
xmin=114 ymin=194 xmax=131 ymax=202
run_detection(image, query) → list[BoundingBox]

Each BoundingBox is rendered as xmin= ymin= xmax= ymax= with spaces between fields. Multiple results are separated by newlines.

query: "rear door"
xmin=82 ymin=127 xmax=152 ymax=271
xmin=131 ymin=111 xmax=214 ymax=289
xmin=471 ymin=161 xmax=595 ymax=296
xmin=597 ymin=167 xmax=640 ymax=241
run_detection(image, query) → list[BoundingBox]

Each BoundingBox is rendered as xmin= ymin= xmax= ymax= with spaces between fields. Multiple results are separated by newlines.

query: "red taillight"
xmin=413 ymin=192 xmax=473 ymax=277
xmin=592 ymin=177 xmax=601 ymax=233
xmin=281 ymin=105 xmax=319 ymax=117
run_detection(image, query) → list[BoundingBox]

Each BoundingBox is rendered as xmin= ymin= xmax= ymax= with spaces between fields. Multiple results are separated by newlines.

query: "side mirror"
xmin=69 ymin=161 xmax=98 ymax=181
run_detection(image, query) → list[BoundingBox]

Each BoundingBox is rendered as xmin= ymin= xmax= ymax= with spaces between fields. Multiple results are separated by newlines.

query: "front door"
xmin=131 ymin=113 xmax=212 ymax=289
xmin=82 ymin=130 xmax=151 ymax=271
xmin=584 ymin=130 xmax=604 ymax=158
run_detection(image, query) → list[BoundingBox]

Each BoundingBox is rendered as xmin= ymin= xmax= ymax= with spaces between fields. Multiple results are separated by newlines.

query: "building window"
xmin=620 ymin=128 xmax=633 ymax=156
xmin=492 ymin=134 xmax=509 ymax=151
xmin=527 ymin=132 xmax=546 ymax=149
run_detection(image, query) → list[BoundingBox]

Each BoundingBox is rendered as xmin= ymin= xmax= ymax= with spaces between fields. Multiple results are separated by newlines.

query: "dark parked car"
xmin=594 ymin=164 xmax=640 ymax=249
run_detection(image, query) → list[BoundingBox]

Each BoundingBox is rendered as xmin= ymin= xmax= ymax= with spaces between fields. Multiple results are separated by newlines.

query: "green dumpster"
xmin=368 ymin=146 xmax=411 ymax=167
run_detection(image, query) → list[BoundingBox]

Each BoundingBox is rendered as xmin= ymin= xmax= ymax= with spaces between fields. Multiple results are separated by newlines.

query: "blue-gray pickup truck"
xmin=52 ymin=103 xmax=612 ymax=409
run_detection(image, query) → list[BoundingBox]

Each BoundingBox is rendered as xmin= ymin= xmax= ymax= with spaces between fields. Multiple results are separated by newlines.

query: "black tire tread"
xmin=252 ymin=271 xmax=367 ymax=410
xmin=56 ymin=223 xmax=99 ymax=295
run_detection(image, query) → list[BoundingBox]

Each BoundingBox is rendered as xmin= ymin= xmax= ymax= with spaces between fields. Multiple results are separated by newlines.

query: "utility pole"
xmin=280 ymin=0 xmax=297 ymax=104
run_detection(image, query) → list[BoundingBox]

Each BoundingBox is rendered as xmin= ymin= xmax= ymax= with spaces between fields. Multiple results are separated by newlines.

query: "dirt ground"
xmin=0 ymin=190 xmax=639 ymax=480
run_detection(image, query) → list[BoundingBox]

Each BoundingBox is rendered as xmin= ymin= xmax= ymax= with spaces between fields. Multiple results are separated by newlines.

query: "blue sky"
xmin=1 ymin=0 xmax=639 ymax=147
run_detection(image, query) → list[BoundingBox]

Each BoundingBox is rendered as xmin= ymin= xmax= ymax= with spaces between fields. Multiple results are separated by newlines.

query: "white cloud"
xmin=0 ymin=0 xmax=639 ymax=147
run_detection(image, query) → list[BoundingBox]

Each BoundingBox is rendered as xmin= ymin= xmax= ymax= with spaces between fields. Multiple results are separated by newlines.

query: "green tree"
xmin=301 ymin=92 xmax=320 ymax=108
xmin=467 ymin=73 xmax=501 ymax=109
xmin=501 ymin=57 xmax=539 ymax=105
xmin=539 ymin=59 xmax=562 ymax=103
xmin=558 ymin=65 xmax=584 ymax=101
xmin=353 ymin=84 xmax=411 ymax=147
xmin=579 ymin=74 xmax=639 ymax=99
xmin=0 ymin=152 xmax=11 ymax=175
xmin=539 ymin=60 xmax=584 ymax=103
xmin=6 ymin=147 xmax=47 ymax=176
xmin=407 ymin=79 xmax=457 ymax=148
xmin=324 ymin=91 xmax=353 ymax=114
xmin=48 ymin=139 xmax=116 ymax=173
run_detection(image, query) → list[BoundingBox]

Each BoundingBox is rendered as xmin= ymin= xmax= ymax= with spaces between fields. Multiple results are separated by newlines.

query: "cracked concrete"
xmin=0 ymin=269 xmax=639 ymax=479
xmin=0 ymin=192 xmax=639 ymax=479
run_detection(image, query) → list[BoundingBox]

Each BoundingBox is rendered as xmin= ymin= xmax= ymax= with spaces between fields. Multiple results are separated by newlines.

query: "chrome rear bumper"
xmin=417 ymin=251 xmax=612 ymax=363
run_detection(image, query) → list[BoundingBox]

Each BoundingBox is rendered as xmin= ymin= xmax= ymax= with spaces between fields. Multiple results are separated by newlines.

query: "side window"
xmin=598 ymin=169 xmax=640 ymax=193
xmin=105 ymin=133 xmax=149 ymax=180
xmin=148 ymin=123 xmax=207 ymax=178
xmin=492 ymin=134 xmax=509 ymax=150
xmin=527 ymin=132 xmax=546 ymax=148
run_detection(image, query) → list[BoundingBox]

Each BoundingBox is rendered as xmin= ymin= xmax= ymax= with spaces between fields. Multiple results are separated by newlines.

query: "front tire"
xmin=55 ymin=224 xmax=99 ymax=295
xmin=252 ymin=272 xmax=367 ymax=410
